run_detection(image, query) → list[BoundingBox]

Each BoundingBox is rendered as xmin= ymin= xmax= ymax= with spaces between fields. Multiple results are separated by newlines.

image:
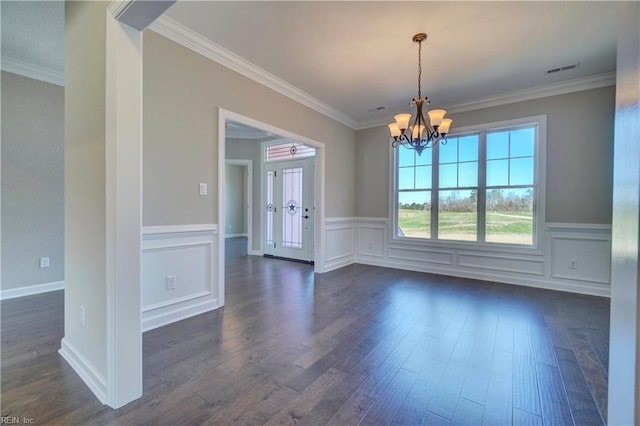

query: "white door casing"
xmin=263 ymin=158 xmax=315 ymax=262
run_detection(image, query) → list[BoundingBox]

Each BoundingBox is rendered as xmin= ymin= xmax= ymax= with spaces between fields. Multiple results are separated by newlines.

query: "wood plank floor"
xmin=1 ymin=237 xmax=609 ymax=425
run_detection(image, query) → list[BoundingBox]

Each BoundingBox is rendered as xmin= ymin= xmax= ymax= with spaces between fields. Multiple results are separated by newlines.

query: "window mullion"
xmin=394 ymin=116 xmax=542 ymax=247
xmin=478 ymin=132 xmax=487 ymax=243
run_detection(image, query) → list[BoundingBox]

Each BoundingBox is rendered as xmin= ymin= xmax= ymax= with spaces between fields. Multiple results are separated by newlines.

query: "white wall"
xmin=62 ymin=0 xmax=109 ymax=390
xmin=608 ymin=2 xmax=640 ymax=423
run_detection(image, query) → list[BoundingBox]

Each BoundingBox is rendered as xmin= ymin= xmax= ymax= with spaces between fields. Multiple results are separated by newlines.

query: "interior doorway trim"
xmin=224 ymin=159 xmax=253 ymax=251
xmin=104 ymin=1 xmax=148 ymax=408
xmin=217 ymin=109 xmax=326 ymax=302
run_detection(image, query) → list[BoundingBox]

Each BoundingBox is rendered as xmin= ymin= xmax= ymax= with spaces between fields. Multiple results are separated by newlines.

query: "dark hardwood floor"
xmin=1 ymin=237 xmax=609 ymax=425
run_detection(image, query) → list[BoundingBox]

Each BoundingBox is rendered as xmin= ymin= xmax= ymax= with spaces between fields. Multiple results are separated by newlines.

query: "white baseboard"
xmin=323 ymin=255 xmax=354 ymax=273
xmin=142 ymin=293 xmax=218 ymax=332
xmin=325 ymin=218 xmax=356 ymax=272
xmin=58 ymin=338 xmax=107 ymax=405
xmin=248 ymin=249 xmax=263 ymax=256
xmin=0 ymin=281 xmax=64 ymax=300
xmin=355 ymin=257 xmax=610 ymax=297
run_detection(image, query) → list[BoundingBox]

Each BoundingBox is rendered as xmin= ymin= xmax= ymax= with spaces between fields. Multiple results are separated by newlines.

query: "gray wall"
xmin=224 ymin=164 xmax=246 ymax=235
xmin=356 ymin=86 xmax=615 ymax=224
xmin=1 ymin=71 xmax=64 ymax=290
xmin=143 ymin=30 xmax=357 ymax=226
xmin=226 ymin=138 xmax=261 ymax=251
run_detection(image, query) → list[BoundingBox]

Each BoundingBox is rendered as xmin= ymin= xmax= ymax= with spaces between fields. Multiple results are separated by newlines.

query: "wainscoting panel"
xmin=324 ymin=218 xmax=355 ymax=272
xmin=547 ymin=223 xmax=612 ymax=284
xmin=457 ymin=252 xmax=545 ymax=275
xmin=345 ymin=218 xmax=611 ymax=297
xmin=388 ymin=246 xmax=454 ymax=266
xmin=141 ymin=225 xmax=219 ymax=331
xmin=356 ymin=219 xmax=387 ymax=260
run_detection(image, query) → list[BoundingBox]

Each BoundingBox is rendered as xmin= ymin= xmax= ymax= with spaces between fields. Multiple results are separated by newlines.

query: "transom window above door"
xmin=265 ymin=142 xmax=316 ymax=162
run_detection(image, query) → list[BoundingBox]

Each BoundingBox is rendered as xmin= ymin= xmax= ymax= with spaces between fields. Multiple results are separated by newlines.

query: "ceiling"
xmin=1 ymin=1 xmax=617 ymax=130
xmin=164 ymin=1 xmax=617 ymax=128
xmin=1 ymin=1 xmax=64 ymax=74
xmin=226 ymin=120 xmax=280 ymax=140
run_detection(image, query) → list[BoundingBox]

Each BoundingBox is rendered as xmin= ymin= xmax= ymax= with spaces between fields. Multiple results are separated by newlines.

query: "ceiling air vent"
xmin=546 ymin=63 xmax=579 ymax=74
xmin=368 ymin=106 xmax=386 ymax=112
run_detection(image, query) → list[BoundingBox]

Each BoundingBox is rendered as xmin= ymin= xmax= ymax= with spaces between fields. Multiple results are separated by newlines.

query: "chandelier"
xmin=388 ymin=33 xmax=452 ymax=156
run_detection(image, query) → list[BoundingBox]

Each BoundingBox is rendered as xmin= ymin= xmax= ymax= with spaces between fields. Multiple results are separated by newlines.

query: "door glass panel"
xmin=266 ymin=170 xmax=275 ymax=246
xmin=282 ymin=167 xmax=303 ymax=248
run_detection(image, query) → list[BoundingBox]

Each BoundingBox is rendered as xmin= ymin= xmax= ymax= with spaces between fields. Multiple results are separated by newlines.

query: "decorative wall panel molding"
xmin=322 ymin=218 xmax=611 ymax=297
xmin=141 ymin=225 xmax=219 ymax=331
xmin=324 ymin=218 xmax=355 ymax=272
xmin=546 ymin=223 xmax=612 ymax=285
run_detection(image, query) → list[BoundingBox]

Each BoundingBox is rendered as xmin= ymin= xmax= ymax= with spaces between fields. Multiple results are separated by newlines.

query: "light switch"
xmin=199 ymin=183 xmax=207 ymax=196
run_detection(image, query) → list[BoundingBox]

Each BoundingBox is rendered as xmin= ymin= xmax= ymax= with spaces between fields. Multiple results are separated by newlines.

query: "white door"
xmin=264 ymin=158 xmax=314 ymax=262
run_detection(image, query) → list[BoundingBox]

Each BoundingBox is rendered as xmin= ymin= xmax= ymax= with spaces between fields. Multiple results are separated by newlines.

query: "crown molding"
xmin=150 ymin=15 xmax=615 ymax=132
xmin=1 ymin=56 xmax=64 ymax=86
xmin=149 ymin=15 xmax=358 ymax=129
xmin=444 ymin=72 xmax=616 ymax=114
xmin=357 ymin=72 xmax=616 ymax=130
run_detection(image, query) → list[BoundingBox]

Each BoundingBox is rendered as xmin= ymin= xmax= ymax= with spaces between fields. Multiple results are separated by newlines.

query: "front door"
xmin=264 ymin=158 xmax=314 ymax=262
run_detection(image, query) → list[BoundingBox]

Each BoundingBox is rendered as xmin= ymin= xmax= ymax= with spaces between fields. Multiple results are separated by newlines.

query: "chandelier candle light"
xmin=388 ymin=33 xmax=452 ymax=156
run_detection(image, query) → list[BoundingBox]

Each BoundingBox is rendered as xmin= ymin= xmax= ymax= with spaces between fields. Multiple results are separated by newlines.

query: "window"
xmin=394 ymin=116 xmax=545 ymax=247
xmin=265 ymin=141 xmax=315 ymax=162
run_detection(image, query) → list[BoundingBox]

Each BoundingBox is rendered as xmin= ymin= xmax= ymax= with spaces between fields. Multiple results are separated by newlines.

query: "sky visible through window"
xmin=396 ymin=123 xmax=537 ymax=245
xmin=398 ymin=127 xmax=534 ymax=205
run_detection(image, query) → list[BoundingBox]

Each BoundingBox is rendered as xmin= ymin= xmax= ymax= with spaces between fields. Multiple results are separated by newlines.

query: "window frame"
xmin=390 ymin=115 xmax=547 ymax=254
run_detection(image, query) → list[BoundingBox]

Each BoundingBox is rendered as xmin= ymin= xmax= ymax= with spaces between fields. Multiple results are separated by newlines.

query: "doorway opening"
xmin=218 ymin=109 xmax=326 ymax=300
xmin=224 ymin=159 xmax=253 ymax=259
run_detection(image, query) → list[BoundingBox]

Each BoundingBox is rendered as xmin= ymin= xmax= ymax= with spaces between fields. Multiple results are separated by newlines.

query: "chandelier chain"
xmin=417 ymin=39 xmax=422 ymax=99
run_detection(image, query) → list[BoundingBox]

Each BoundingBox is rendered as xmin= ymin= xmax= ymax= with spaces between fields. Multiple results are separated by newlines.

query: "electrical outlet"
xmin=39 ymin=257 xmax=50 ymax=268
xmin=199 ymin=183 xmax=207 ymax=196
xmin=80 ymin=306 xmax=86 ymax=327
xmin=166 ymin=275 xmax=177 ymax=290
xmin=570 ymin=259 xmax=578 ymax=270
